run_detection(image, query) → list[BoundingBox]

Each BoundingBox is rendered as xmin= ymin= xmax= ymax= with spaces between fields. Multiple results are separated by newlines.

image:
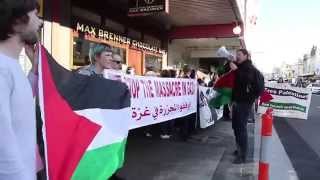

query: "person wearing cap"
xmin=78 ymin=43 xmax=113 ymax=77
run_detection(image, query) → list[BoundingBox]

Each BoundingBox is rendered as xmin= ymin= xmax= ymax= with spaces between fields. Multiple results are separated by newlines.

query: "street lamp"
xmin=233 ymin=25 xmax=242 ymax=35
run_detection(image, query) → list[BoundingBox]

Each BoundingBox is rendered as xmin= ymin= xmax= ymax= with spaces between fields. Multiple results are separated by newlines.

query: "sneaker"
xmin=160 ymin=134 xmax=171 ymax=139
xmin=145 ymin=132 xmax=152 ymax=137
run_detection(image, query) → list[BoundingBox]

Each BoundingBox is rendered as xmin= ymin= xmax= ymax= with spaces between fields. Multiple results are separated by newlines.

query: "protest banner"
xmin=104 ymin=70 xmax=198 ymax=129
xmin=199 ymin=86 xmax=224 ymax=128
xmin=258 ymin=83 xmax=312 ymax=120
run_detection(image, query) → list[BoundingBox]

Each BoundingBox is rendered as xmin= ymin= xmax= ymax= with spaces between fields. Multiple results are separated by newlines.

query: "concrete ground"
xmin=118 ymin=118 xmax=257 ymax=180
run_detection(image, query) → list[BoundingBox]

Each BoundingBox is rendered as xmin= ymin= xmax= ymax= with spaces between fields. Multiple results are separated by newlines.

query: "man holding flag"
xmin=230 ymin=49 xmax=264 ymax=164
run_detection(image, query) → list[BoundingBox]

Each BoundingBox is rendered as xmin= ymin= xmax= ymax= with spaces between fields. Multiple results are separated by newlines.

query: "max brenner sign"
xmin=75 ymin=22 xmax=165 ymax=54
xmin=128 ymin=0 xmax=169 ymax=16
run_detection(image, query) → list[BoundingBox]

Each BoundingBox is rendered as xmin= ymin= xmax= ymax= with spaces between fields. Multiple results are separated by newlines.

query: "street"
xmin=274 ymin=95 xmax=320 ymax=180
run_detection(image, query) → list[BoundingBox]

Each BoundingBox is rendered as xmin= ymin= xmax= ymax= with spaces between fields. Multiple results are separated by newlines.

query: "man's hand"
xmin=25 ymin=44 xmax=38 ymax=74
xmin=229 ymin=62 xmax=238 ymax=71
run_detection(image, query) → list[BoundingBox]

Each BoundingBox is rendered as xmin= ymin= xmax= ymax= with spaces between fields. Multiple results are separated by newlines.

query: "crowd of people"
xmin=0 ymin=0 xmax=264 ymax=179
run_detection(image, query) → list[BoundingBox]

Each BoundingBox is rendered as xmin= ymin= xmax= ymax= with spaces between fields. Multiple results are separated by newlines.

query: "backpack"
xmin=252 ymin=68 xmax=265 ymax=98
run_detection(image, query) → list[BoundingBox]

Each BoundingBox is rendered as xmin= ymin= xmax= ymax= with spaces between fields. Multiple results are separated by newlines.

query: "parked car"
xmin=307 ymin=83 xmax=320 ymax=94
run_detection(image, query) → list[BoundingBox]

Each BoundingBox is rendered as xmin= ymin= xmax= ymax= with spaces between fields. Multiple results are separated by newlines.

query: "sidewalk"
xmin=118 ymin=118 xmax=257 ymax=180
xmin=118 ymin=113 xmax=300 ymax=180
xmin=254 ymin=112 xmax=299 ymax=180
xmin=268 ymin=127 xmax=299 ymax=180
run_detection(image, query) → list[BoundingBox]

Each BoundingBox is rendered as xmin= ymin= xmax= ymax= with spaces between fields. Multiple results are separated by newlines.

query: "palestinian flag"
xmin=259 ymin=90 xmax=274 ymax=105
xmin=37 ymin=45 xmax=131 ymax=180
xmin=209 ymin=70 xmax=235 ymax=108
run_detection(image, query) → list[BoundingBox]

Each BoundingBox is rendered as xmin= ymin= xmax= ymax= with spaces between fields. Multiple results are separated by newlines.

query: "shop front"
xmin=39 ymin=0 xmax=167 ymax=75
xmin=72 ymin=21 xmax=165 ymax=75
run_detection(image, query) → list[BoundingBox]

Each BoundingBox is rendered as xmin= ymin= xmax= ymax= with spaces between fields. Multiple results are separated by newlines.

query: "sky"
xmin=249 ymin=0 xmax=320 ymax=73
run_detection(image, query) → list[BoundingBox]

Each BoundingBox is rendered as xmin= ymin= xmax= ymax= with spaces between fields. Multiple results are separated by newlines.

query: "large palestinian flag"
xmin=209 ymin=70 xmax=235 ymax=108
xmin=37 ymin=45 xmax=131 ymax=180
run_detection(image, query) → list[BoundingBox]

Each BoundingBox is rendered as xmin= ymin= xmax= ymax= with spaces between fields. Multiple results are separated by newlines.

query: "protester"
xmin=126 ymin=66 xmax=135 ymax=75
xmin=159 ymin=70 xmax=175 ymax=139
xmin=143 ymin=66 xmax=159 ymax=137
xmin=230 ymin=49 xmax=264 ymax=164
xmin=0 ymin=0 xmax=42 ymax=179
xmin=78 ymin=43 xmax=113 ymax=77
xmin=112 ymin=53 xmax=123 ymax=70
xmin=178 ymin=65 xmax=197 ymax=140
xmin=169 ymin=69 xmax=177 ymax=78
xmin=145 ymin=65 xmax=158 ymax=77
xmin=77 ymin=44 xmax=125 ymax=180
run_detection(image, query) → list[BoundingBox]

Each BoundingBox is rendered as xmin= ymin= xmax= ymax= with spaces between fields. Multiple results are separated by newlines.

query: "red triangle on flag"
xmin=40 ymin=46 xmax=101 ymax=180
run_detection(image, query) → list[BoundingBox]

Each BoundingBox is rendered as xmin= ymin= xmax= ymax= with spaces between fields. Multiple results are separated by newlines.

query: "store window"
xmin=73 ymin=37 xmax=127 ymax=68
xmin=145 ymin=54 xmax=162 ymax=72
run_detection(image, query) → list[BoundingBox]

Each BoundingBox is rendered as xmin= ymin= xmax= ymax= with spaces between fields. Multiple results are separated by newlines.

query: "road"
xmin=274 ymin=94 xmax=320 ymax=180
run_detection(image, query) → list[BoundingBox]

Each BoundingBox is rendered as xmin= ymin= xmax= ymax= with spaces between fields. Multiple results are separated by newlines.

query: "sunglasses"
xmin=112 ymin=60 xmax=121 ymax=64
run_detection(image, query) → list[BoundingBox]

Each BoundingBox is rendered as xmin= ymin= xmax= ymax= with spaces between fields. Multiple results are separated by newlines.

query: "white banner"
xmin=258 ymin=83 xmax=312 ymax=120
xmin=198 ymin=86 xmax=223 ymax=128
xmin=105 ymin=71 xmax=198 ymax=129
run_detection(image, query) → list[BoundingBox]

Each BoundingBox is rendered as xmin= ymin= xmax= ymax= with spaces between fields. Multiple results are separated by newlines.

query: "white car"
xmin=307 ymin=83 xmax=320 ymax=94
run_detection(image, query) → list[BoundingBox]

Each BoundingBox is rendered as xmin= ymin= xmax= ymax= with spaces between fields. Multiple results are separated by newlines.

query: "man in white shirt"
xmin=0 ymin=0 xmax=43 ymax=179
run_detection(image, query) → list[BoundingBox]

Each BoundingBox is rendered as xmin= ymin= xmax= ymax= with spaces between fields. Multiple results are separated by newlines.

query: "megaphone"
xmin=216 ymin=46 xmax=234 ymax=61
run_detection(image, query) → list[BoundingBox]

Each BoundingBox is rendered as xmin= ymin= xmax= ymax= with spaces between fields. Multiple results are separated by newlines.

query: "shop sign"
xmin=128 ymin=0 xmax=169 ymax=16
xmin=75 ymin=22 xmax=165 ymax=54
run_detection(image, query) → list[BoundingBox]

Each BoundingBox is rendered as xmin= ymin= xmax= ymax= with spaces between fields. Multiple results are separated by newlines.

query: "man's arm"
xmin=0 ymin=70 xmax=26 ymax=180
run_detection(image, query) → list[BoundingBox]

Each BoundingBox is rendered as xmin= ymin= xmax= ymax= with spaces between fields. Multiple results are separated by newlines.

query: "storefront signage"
xmin=128 ymin=0 xmax=169 ymax=16
xmin=75 ymin=22 xmax=165 ymax=54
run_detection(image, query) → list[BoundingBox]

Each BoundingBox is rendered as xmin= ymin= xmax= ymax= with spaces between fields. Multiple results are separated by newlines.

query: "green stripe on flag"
xmin=72 ymin=139 xmax=127 ymax=180
xmin=261 ymin=102 xmax=307 ymax=112
xmin=209 ymin=88 xmax=232 ymax=108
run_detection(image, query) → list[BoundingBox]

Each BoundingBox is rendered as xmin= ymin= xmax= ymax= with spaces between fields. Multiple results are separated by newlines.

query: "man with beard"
xmin=230 ymin=49 xmax=264 ymax=164
xmin=0 ymin=0 xmax=43 ymax=179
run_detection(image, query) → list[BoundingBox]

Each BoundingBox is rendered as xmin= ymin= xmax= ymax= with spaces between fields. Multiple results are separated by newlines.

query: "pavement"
xmin=118 ymin=118 xmax=257 ymax=180
xmin=117 ymin=109 xmax=306 ymax=180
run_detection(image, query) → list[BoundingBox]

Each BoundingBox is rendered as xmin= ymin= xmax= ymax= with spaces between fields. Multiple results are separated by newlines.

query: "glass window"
xmin=73 ymin=37 xmax=126 ymax=67
xmin=145 ymin=54 xmax=162 ymax=72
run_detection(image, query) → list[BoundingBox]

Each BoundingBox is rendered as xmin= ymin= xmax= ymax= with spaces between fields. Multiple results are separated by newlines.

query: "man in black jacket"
xmin=230 ymin=49 xmax=264 ymax=164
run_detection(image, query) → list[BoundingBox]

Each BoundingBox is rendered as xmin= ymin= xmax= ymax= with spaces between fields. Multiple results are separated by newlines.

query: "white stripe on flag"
xmin=75 ymin=108 xmax=131 ymax=150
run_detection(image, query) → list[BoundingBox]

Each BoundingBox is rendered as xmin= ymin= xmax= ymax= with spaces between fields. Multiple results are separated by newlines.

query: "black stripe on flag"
xmin=44 ymin=49 xmax=130 ymax=111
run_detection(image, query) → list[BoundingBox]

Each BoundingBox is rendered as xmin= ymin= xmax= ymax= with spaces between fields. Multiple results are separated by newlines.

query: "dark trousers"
xmin=160 ymin=120 xmax=175 ymax=135
xmin=180 ymin=113 xmax=196 ymax=139
xmin=232 ymin=102 xmax=252 ymax=159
